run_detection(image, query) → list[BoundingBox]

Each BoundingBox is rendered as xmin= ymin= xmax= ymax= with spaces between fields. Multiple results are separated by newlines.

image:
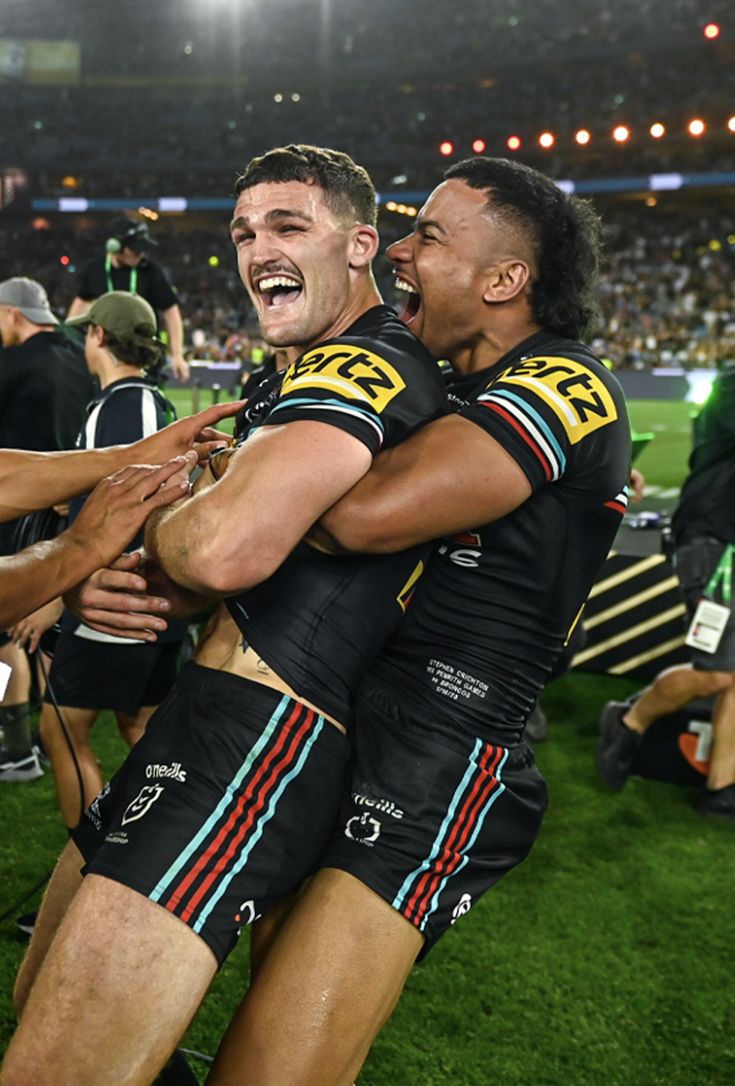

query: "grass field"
xmin=1 ymin=397 xmax=733 ymax=1084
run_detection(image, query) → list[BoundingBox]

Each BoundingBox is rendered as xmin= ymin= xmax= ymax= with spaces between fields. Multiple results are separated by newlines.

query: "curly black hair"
xmin=445 ymin=157 xmax=603 ymax=341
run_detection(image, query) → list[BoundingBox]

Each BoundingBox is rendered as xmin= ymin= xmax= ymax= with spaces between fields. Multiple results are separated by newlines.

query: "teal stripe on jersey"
xmin=392 ymin=738 xmax=484 ymax=913
xmin=192 ymin=716 xmax=325 ymax=933
xmin=268 ymin=396 xmax=385 ymax=434
xmin=419 ymin=749 xmax=508 ymax=932
xmin=149 ymin=695 xmax=292 ymax=904
xmin=486 ymin=388 xmax=566 ymax=473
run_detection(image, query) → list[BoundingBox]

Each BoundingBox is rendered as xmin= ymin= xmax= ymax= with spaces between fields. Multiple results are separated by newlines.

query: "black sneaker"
xmin=0 ymin=746 xmax=43 ymax=782
xmin=596 ymin=701 xmax=642 ymax=791
xmin=16 ymin=910 xmax=37 ymax=937
xmin=697 ymin=783 xmax=735 ymax=822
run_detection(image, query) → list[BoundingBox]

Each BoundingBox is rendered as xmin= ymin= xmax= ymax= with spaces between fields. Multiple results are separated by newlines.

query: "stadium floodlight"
xmin=612 ymin=125 xmax=630 ymax=142
xmin=506 ymin=136 xmax=521 ymax=151
xmin=704 ymin=22 xmax=720 ymax=40
xmin=538 ymin=132 xmax=555 ymax=148
xmin=471 ymin=138 xmax=487 ymax=153
xmin=729 ymin=117 xmax=735 ymax=133
xmin=649 ymin=122 xmax=666 ymax=139
xmin=574 ymin=129 xmax=591 ymax=146
xmin=439 ymin=141 xmax=454 ymax=156
xmin=688 ymin=119 xmax=706 ymax=137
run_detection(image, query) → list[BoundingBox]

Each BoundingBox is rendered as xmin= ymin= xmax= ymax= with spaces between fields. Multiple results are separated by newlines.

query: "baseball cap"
xmin=110 ymin=217 xmax=157 ymax=251
xmin=66 ymin=291 xmax=163 ymax=349
xmin=0 ymin=277 xmax=58 ymax=325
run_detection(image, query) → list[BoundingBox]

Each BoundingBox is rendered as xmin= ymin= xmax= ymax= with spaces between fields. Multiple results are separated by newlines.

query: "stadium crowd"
xmin=1 ymin=202 xmax=733 ymax=375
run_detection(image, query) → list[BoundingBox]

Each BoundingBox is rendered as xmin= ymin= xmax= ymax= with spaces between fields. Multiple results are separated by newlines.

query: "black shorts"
xmin=320 ymin=677 xmax=548 ymax=955
xmin=674 ymin=537 xmax=735 ymax=671
xmin=44 ymin=632 xmax=181 ymax=713
xmin=72 ymin=663 xmax=349 ymax=965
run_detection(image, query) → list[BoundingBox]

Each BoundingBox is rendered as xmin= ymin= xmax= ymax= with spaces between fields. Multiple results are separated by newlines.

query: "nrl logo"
xmin=121 ymin=784 xmax=164 ymax=826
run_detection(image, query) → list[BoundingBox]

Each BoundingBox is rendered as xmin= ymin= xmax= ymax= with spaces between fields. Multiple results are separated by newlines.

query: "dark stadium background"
xmin=0 ymin=3 xmax=733 ymax=1083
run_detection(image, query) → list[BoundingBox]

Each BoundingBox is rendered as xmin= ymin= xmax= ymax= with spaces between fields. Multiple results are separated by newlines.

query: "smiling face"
xmin=230 ymin=180 xmax=360 ymax=350
xmin=387 ymin=178 xmax=530 ymax=364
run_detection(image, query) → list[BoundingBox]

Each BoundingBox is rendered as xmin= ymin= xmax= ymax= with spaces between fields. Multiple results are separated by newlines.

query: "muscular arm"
xmin=317 ymin=413 xmax=533 ymax=554
xmin=0 ymin=401 xmax=239 ymax=522
xmin=145 ymin=420 xmax=373 ymax=595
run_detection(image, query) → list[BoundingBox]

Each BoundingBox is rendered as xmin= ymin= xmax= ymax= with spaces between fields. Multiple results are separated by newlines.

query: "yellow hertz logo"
xmin=282 ymin=345 xmax=406 ymax=414
xmin=498 ymin=355 xmax=617 ymax=444
xmin=396 ymin=559 xmax=425 ymax=613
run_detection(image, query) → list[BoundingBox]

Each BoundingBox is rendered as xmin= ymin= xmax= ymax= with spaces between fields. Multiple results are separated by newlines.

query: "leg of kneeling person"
xmin=2 ymin=874 xmax=217 ymax=1086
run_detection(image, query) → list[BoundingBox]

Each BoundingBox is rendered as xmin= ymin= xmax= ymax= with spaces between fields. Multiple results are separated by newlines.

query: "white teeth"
xmin=258 ymin=275 xmax=301 ymax=291
xmin=394 ymin=277 xmax=418 ymax=294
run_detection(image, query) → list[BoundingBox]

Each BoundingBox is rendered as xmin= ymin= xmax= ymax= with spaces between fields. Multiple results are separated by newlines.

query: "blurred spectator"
xmin=68 ymin=218 xmax=189 ymax=383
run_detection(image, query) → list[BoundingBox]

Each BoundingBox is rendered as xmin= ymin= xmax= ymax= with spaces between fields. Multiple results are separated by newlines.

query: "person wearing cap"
xmin=67 ymin=217 xmax=189 ymax=383
xmin=0 ymin=276 xmax=96 ymax=784
xmin=17 ymin=291 xmax=189 ymax=829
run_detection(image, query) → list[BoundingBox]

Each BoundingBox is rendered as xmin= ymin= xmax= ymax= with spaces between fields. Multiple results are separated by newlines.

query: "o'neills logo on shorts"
xmin=146 ymin=762 xmax=187 ymax=783
xmin=352 ymin=792 xmax=403 ymax=819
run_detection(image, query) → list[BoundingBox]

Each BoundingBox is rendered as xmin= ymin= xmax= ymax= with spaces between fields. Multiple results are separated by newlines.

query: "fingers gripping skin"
xmin=64 ymin=554 xmax=172 ymax=641
xmin=68 ymin=455 xmax=196 ymax=570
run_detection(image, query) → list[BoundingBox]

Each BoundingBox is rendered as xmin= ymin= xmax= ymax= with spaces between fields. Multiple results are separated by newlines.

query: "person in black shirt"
xmin=6 ymin=146 xmax=447 ymax=1086
xmin=67 ymin=218 xmax=189 ymax=383
xmin=198 ymin=158 xmax=631 ymax=1086
xmin=598 ymin=360 xmax=735 ymax=820
xmin=0 ymin=276 xmax=95 ymax=783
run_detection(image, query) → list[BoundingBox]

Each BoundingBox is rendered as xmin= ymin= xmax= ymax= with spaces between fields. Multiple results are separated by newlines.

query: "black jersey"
xmin=226 ymin=305 xmax=447 ymax=725
xmin=371 ymin=330 xmax=632 ymax=747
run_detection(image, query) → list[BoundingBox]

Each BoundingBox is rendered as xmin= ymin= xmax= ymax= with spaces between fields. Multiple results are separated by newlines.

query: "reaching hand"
xmin=8 ymin=597 xmax=64 ymax=653
xmin=64 ymin=553 xmax=172 ymax=642
xmin=67 ymin=454 xmax=197 ymax=570
xmin=133 ymin=400 xmax=244 ymax=468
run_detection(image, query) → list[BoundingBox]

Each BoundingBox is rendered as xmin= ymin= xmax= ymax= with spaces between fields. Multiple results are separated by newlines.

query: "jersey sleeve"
xmin=460 ymin=353 xmax=622 ymax=490
xmin=260 ymin=337 xmax=446 ymax=456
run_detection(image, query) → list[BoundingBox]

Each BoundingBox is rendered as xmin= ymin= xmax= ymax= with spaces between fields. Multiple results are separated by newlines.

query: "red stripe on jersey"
xmin=479 ymin=401 xmax=553 ymax=482
xmin=604 ymin=501 xmax=626 ymax=515
xmin=167 ymin=702 xmax=314 ymax=921
xmin=405 ymin=744 xmax=503 ymax=924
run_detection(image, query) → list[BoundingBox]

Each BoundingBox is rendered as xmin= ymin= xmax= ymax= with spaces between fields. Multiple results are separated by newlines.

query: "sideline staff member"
xmin=67 ymin=217 xmax=189 ymax=383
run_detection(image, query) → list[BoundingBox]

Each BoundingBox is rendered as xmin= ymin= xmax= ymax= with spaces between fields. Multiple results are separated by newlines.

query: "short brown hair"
xmin=235 ymin=144 xmax=377 ymax=228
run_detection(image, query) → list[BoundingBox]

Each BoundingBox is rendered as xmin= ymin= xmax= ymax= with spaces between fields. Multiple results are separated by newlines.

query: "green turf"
xmin=2 ymin=398 xmax=731 ymax=1083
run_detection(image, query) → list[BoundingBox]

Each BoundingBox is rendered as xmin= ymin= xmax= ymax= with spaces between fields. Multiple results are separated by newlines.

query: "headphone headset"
xmin=105 ymin=237 xmax=122 ymax=254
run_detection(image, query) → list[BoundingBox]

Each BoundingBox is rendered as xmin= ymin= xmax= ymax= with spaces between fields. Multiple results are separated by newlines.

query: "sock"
xmin=0 ymin=703 xmax=33 ymax=758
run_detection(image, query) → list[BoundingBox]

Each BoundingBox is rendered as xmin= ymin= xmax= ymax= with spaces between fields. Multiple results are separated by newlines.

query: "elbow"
xmin=194 ymin=539 xmax=278 ymax=594
xmin=325 ymin=506 xmax=404 ymax=555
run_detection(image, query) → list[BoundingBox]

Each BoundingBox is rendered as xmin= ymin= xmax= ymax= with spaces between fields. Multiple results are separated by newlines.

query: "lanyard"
xmin=705 ymin=544 xmax=733 ymax=605
xmin=105 ymin=255 xmax=138 ymax=295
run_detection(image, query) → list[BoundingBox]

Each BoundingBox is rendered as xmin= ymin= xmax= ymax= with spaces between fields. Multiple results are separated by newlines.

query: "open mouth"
xmin=394 ymin=275 xmax=421 ymax=325
xmin=256 ymin=274 xmax=303 ymax=309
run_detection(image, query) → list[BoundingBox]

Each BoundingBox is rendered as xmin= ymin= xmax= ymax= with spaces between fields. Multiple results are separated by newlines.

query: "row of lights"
xmin=439 ymin=117 xmax=735 ymax=156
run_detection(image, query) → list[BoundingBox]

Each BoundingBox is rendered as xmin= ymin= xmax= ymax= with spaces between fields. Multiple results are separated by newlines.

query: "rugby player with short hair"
xmin=2 ymin=145 xmax=447 ymax=1086
xmin=203 ymin=157 xmax=633 ymax=1086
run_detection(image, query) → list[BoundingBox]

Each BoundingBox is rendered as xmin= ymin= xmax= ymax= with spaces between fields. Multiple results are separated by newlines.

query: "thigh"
xmin=208 ymin=868 xmax=423 ymax=1086
xmin=73 ymin=665 xmax=350 ymax=966
xmin=13 ymin=839 xmax=86 ymax=1016
xmin=2 ymin=874 xmax=217 ymax=1086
